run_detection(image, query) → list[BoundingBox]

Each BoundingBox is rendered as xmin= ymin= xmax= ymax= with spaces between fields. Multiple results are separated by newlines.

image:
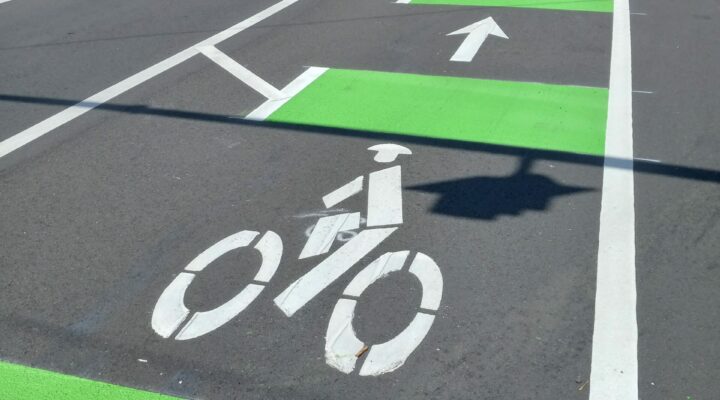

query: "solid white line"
xmin=198 ymin=45 xmax=285 ymax=100
xmin=634 ymin=157 xmax=660 ymax=163
xmin=0 ymin=0 xmax=299 ymax=160
xmin=395 ymin=0 xmax=411 ymax=3
xmin=632 ymin=90 xmax=653 ymax=94
xmin=245 ymin=66 xmax=328 ymax=121
xmin=589 ymin=0 xmax=638 ymax=397
xmin=0 ymin=0 xmax=13 ymax=4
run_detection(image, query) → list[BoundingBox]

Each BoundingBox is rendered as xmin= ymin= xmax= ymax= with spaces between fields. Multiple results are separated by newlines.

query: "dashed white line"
xmin=589 ymin=0 xmax=638 ymax=397
xmin=0 ymin=0 xmax=299 ymax=160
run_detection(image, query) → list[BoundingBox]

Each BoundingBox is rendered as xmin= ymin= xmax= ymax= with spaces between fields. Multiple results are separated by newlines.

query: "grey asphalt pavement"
xmin=0 ymin=0 xmax=718 ymax=399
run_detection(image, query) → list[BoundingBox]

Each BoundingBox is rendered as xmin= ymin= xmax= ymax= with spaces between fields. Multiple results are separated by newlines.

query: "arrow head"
xmin=448 ymin=17 xmax=508 ymax=39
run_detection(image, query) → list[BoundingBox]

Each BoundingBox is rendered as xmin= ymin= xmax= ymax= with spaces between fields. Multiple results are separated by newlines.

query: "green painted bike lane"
xmin=267 ymin=69 xmax=608 ymax=156
xmin=0 ymin=361 xmax=180 ymax=400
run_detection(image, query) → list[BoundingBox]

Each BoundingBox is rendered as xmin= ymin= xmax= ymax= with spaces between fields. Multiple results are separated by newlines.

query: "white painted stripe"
xmin=0 ymin=0 xmax=299 ymax=160
xmin=632 ymin=90 xmax=653 ymax=94
xmin=359 ymin=313 xmax=435 ymax=376
xmin=589 ymin=0 xmax=638 ymax=397
xmin=634 ymin=157 xmax=660 ymax=163
xmin=245 ymin=66 xmax=328 ymax=121
xmin=274 ymin=228 xmax=397 ymax=317
xmin=395 ymin=0 xmax=412 ymax=3
xmin=367 ymin=166 xmax=403 ymax=227
xmin=0 ymin=0 xmax=13 ymax=5
xmin=299 ymin=212 xmax=360 ymax=259
xmin=197 ymin=45 xmax=285 ymax=100
xmin=322 ymin=176 xmax=364 ymax=208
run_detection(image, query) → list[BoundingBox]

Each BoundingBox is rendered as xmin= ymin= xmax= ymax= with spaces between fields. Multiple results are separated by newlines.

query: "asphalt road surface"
xmin=0 ymin=0 xmax=718 ymax=399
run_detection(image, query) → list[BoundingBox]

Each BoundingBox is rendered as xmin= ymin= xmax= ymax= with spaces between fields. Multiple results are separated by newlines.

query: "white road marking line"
xmin=632 ymin=90 xmax=654 ymax=94
xmin=634 ymin=157 xmax=660 ymax=163
xmin=299 ymin=212 xmax=360 ymax=259
xmin=0 ymin=0 xmax=13 ymax=4
xmin=0 ymin=0 xmax=299 ymax=160
xmin=395 ymin=0 xmax=412 ymax=3
xmin=245 ymin=66 xmax=328 ymax=121
xmin=589 ymin=0 xmax=638 ymax=397
xmin=367 ymin=166 xmax=403 ymax=227
xmin=630 ymin=12 xmax=647 ymax=15
xmin=322 ymin=176 xmax=364 ymax=208
xmin=274 ymin=228 xmax=397 ymax=317
xmin=197 ymin=45 xmax=285 ymax=100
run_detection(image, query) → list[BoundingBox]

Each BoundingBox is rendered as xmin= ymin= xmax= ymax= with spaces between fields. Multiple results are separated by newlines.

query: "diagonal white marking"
xmin=197 ymin=45 xmax=285 ymax=100
xmin=0 ymin=0 xmax=299 ymax=160
xmin=245 ymin=66 xmax=328 ymax=121
xmin=589 ymin=0 xmax=638 ymax=397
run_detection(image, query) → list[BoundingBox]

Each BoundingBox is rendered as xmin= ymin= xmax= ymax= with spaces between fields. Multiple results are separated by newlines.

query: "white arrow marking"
xmin=447 ymin=17 xmax=508 ymax=63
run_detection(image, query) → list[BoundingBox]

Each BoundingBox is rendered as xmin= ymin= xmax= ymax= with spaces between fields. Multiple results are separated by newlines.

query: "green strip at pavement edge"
xmin=408 ymin=0 xmax=612 ymax=13
xmin=0 ymin=361 xmax=181 ymax=400
xmin=268 ymin=69 xmax=608 ymax=156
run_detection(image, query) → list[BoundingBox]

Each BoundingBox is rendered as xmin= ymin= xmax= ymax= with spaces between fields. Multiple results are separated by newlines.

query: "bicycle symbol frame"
xmin=151 ymin=144 xmax=443 ymax=376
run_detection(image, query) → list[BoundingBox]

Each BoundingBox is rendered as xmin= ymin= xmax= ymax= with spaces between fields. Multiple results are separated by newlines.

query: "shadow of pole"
xmin=408 ymin=157 xmax=594 ymax=220
xmin=1 ymin=93 xmax=719 ymax=185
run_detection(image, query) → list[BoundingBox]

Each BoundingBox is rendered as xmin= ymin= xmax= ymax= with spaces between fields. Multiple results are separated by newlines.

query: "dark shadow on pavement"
xmin=1 ymin=93 xmax=719 ymax=185
xmin=409 ymin=157 xmax=593 ymax=220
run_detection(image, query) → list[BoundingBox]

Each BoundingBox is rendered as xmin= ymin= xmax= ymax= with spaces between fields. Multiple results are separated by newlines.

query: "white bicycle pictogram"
xmin=151 ymin=143 xmax=443 ymax=376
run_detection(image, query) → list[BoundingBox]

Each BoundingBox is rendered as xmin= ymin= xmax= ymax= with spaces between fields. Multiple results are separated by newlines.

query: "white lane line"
xmin=0 ymin=0 xmax=299 ymax=160
xmin=245 ymin=66 xmax=328 ymax=121
xmin=632 ymin=90 xmax=653 ymax=94
xmin=589 ymin=0 xmax=638 ymax=397
xmin=634 ymin=157 xmax=660 ymax=163
xmin=197 ymin=45 xmax=285 ymax=100
xmin=0 ymin=0 xmax=13 ymax=4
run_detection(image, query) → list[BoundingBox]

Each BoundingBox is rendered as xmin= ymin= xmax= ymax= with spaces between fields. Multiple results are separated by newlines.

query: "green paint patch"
xmin=407 ymin=0 xmax=612 ymax=13
xmin=0 ymin=361 xmax=181 ymax=400
xmin=268 ymin=69 xmax=608 ymax=156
